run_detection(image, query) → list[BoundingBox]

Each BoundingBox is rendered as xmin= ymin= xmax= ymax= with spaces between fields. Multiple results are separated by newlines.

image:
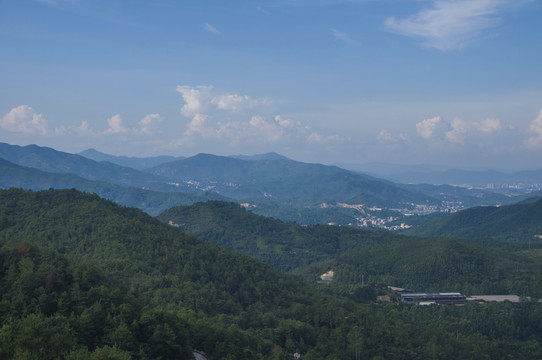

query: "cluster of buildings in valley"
xmin=321 ymin=201 xmax=465 ymax=230
xmin=474 ymin=183 xmax=542 ymax=192
xmin=392 ymin=201 xmax=464 ymax=215
xmin=168 ymin=179 xmax=243 ymax=193
xmin=354 ymin=214 xmax=410 ymax=230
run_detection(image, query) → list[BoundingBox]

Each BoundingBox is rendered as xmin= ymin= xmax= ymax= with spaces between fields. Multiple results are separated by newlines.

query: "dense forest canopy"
xmin=158 ymin=201 xmax=542 ymax=296
xmin=407 ymin=198 xmax=542 ymax=242
xmin=1 ymin=189 xmax=542 ymax=359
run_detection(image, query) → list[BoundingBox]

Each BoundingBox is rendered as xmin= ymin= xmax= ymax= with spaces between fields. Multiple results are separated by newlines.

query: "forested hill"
xmin=407 ymin=198 xmax=542 ymax=241
xmin=147 ymin=153 xmax=435 ymax=207
xmin=0 ymin=157 xmax=228 ymax=215
xmin=0 ymin=142 xmax=437 ymax=225
xmin=157 ymin=201 xmax=397 ymax=272
xmin=78 ymin=148 xmax=184 ymax=170
xmin=0 ymin=188 xmax=354 ymax=358
xmin=158 ymin=201 xmax=542 ymax=296
xmin=0 ymin=142 xmax=179 ymax=192
xmin=304 ymin=236 xmax=542 ymax=296
xmin=3 ymin=189 xmax=542 ymax=358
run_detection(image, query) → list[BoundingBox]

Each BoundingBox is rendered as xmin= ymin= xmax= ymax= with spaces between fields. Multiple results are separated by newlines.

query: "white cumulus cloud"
xmin=0 ymin=105 xmax=48 ymax=135
xmin=306 ymin=132 xmax=340 ymax=144
xmin=377 ymin=130 xmax=394 ymax=142
xmin=378 ymin=130 xmax=409 ymax=143
xmin=475 ymin=118 xmax=501 ymax=133
xmin=103 ymin=114 xmax=129 ymax=135
xmin=416 ymin=116 xmax=441 ymax=139
xmin=139 ymin=113 xmax=162 ymax=134
xmin=415 ymin=115 xmax=506 ymax=146
xmin=275 ymin=115 xmax=300 ymax=129
xmin=74 ymin=121 xmax=95 ymax=136
xmin=249 ymin=115 xmax=285 ymax=142
xmin=185 ymin=113 xmax=217 ymax=139
xmin=445 ymin=118 xmax=468 ymax=144
xmin=176 ymin=85 xmax=213 ymax=117
xmin=178 ymin=85 xmax=272 ymax=116
xmin=524 ymin=110 xmax=542 ymax=149
xmin=385 ymin=0 xmax=516 ymax=51
xmin=175 ymin=84 xmax=343 ymax=148
xmin=211 ymin=94 xmax=260 ymax=112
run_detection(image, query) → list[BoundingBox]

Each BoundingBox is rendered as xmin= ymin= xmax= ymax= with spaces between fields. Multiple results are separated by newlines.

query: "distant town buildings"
xmin=317 ymin=201 xmax=464 ymax=230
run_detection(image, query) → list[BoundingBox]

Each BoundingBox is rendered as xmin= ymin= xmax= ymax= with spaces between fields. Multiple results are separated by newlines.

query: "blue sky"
xmin=1 ymin=0 xmax=541 ymax=169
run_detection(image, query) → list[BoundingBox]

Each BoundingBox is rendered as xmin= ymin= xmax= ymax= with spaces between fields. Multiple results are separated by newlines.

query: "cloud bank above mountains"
xmin=174 ymin=85 xmax=342 ymax=148
xmin=2 ymin=84 xmax=541 ymax=169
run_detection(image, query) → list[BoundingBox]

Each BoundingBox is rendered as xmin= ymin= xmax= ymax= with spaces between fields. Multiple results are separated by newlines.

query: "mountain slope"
xmin=79 ymin=148 xmax=184 ymax=170
xmin=314 ymin=236 xmax=542 ymax=296
xmin=0 ymin=188 xmax=359 ymax=358
xmin=400 ymin=183 xmax=512 ymax=207
xmin=0 ymin=243 xmax=193 ymax=359
xmin=158 ymin=200 xmax=542 ymax=296
xmin=157 ymin=201 xmax=397 ymax=271
xmin=0 ymin=142 xmax=174 ymax=190
xmin=379 ymin=167 xmax=542 ymax=189
xmin=2 ymin=189 xmax=542 ymax=359
xmin=0 ymin=157 xmax=228 ymax=215
xmin=407 ymin=198 xmax=542 ymax=241
xmin=228 ymin=152 xmax=290 ymax=161
xmin=147 ymin=153 xmax=436 ymax=208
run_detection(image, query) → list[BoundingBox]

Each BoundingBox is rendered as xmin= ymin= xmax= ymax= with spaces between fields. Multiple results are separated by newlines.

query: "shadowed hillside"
xmin=407 ymin=198 xmax=542 ymax=242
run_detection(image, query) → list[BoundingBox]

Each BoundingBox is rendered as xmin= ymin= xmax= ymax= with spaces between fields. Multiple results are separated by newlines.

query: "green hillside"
xmin=321 ymin=237 xmax=542 ymax=296
xmin=0 ymin=157 xmax=228 ymax=215
xmin=147 ymin=153 xmax=436 ymax=208
xmin=0 ymin=142 xmax=178 ymax=192
xmin=2 ymin=189 xmax=542 ymax=359
xmin=0 ymin=142 xmax=436 ymax=225
xmin=407 ymin=198 xmax=542 ymax=242
xmin=157 ymin=201 xmax=397 ymax=271
xmin=78 ymin=148 xmax=184 ymax=170
xmin=400 ymin=183 xmax=511 ymax=207
xmin=0 ymin=244 xmax=192 ymax=359
xmin=158 ymin=201 xmax=542 ymax=296
xmin=0 ymin=189 xmax=355 ymax=358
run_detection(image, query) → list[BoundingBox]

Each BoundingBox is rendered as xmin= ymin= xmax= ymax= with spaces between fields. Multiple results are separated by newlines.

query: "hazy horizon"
xmin=1 ymin=0 xmax=541 ymax=170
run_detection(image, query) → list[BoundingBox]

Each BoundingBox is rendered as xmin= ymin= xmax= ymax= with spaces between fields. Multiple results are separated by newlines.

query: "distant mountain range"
xmin=0 ymin=142 xmax=176 ymax=191
xmin=78 ymin=148 xmax=185 ymax=170
xmin=2 ymin=141 xmax=542 ymax=226
xmin=228 ymin=152 xmax=291 ymax=161
xmin=78 ymin=149 xmax=289 ymax=168
xmin=371 ymin=168 xmax=542 ymax=189
xmin=146 ymin=153 xmax=434 ymax=208
xmin=336 ymin=161 xmax=542 ymax=191
xmin=1 ymin=142 xmax=435 ymax=223
xmin=0 ymin=157 xmax=228 ymax=215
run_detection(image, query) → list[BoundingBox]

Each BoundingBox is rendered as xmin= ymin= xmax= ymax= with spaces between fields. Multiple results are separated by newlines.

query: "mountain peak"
xmin=228 ymin=152 xmax=290 ymax=161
